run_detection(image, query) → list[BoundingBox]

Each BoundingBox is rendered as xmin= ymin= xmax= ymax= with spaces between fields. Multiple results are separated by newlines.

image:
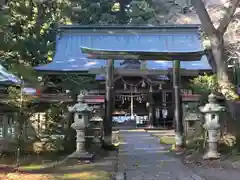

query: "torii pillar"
xmin=103 ymin=59 xmax=115 ymax=149
xmin=173 ymin=60 xmax=184 ymax=150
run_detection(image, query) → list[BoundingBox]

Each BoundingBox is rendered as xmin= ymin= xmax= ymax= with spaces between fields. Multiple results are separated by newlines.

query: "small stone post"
xmin=68 ymin=93 xmax=93 ymax=159
xmin=199 ymin=93 xmax=226 ymax=160
xmin=90 ymin=115 xmax=103 ymax=144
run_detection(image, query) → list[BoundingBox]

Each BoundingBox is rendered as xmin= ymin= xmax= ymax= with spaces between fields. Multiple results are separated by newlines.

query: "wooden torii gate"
xmin=81 ymin=47 xmax=205 ymax=150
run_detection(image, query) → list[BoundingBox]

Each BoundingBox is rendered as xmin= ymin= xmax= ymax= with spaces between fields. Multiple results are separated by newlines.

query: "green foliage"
xmin=44 ymin=103 xmax=66 ymax=135
xmin=7 ymin=84 xmax=40 ymax=156
xmin=159 ymin=135 xmax=175 ymax=145
xmin=126 ymin=0 xmax=184 ymax=25
xmin=0 ymin=6 xmax=8 ymax=32
xmin=58 ymin=75 xmax=98 ymax=95
xmin=68 ymin=0 xmax=119 ymax=24
xmin=0 ymin=0 xmax=69 ymax=82
xmin=126 ymin=0 xmax=156 ymax=24
xmin=190 ymin=73 xmax=218 ymax=103
xmin=7 ymin=86 xmax=38 ymax=114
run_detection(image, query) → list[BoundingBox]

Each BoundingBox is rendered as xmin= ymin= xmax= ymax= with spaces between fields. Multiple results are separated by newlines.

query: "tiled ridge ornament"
xmin=68 ymin=92 xmax=94 ymax=159
xmin=199 ymin=93 xmax=226 ymax=160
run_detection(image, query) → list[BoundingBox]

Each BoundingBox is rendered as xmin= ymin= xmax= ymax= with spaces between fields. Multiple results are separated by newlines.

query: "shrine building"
xmin=34 ymin=25 xmax=211 ymax=132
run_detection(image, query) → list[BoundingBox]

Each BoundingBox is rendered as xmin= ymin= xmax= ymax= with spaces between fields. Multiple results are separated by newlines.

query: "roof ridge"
xmin=58 ymin=24 xmax=201 ymax=31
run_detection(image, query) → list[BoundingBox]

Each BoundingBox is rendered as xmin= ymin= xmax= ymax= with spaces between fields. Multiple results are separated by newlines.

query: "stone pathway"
xmin=189 ymin=166 xmax=240 ymax=180
xmin=117 ymin=130 xmax=204 ymax=180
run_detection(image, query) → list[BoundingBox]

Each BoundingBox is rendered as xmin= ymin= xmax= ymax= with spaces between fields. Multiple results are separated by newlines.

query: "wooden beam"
xmin=89 ymin=89 xmax=166 ymax=94
xmin=81 ymin=47 xmax=205 ymax=61
xmin=89 ymin=68 xmax=169 ymax=75
xmin=90 ymin=68 xmax=199 ymax=76
xmin=115 ymin=69 xmax=168 ymax=76
xmin=100 ymin=80 xmax=166 ymax=85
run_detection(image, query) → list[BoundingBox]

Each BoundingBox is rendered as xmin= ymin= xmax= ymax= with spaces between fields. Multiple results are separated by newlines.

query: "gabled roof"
xmin=34 ymin=25 xmax=211 ymax=73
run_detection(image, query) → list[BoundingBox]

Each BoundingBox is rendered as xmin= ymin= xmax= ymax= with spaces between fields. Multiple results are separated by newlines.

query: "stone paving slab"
xmin=117 ymin=131 xmax=205 ymax=180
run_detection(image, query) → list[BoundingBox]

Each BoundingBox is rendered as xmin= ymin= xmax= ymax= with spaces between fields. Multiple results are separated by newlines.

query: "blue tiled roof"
xmin=34 ymin=25 xmax=211 ymax=72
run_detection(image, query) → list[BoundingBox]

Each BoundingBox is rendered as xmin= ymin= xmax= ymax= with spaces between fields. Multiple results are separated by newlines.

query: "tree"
xmin=126 ymin=0 xmax=156 ymax=24
xmin=0 ymin=0 xmax=69 ymax=83
xmin=68 ymin=0 xmax=119 ymax=24
xmin=48 ymin=75 xmax=100 ymax=152
xmin=191 ymin=0 xmax=240 ymax=100
xmin=6 ymin=81 xmax=39 ymax=163
xmin=190 ymin=73 xmax=218 ymax=104
xmin=126 ymin=0 xmax=191 ymax=24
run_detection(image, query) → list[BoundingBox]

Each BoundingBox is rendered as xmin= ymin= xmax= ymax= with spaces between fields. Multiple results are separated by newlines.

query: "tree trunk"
xmin=191 ymin=0 xmax=239 ymax=101
xmin=16 ymin=112 xmax=24 ymax=167
xmin=210 ymin=34 xmax=240 ymax=135
xmin=210 ymin=34 xmax=240 ymax=149
xmin=210 ymin=34 xmax=239 ymax=101
xmin=192 ymin=0 xmax=240 ymax=148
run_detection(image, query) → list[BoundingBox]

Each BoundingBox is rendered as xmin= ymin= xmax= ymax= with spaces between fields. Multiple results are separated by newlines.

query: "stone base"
xmin=68 ymin=151 xmax=94 ymax=160
xmin=93 ymin=138 xmax=101 ymax=143
xmin=102 ymin=141 xmax=117 ymax=151
xmin=203 ymin=151 xmax=220 ymax=160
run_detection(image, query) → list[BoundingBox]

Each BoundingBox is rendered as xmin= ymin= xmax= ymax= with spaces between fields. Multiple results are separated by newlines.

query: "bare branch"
xmin=217 ymin=0 xmax=240 ymax=35
xmin=191 ymin=0 xmax=217 ymax=36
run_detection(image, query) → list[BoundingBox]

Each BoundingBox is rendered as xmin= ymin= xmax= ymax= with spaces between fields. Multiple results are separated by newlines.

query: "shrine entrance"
xmin=34 ymin=25 xmax=210 ymax=150
xmin=81 ymin=47 xmax=205 ymax=150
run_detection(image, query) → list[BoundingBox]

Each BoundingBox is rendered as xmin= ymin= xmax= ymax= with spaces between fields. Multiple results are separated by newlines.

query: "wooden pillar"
xmin=103 ymin=59 xmax=114 ymax=148
xmin=162 ymin=91 xmax=166 ymax=127
xmin=173 ymin=60 xmax=184 ymax=150
xmin=2 ymin=114 xmax=7 ymax=137
xmin=152 ymin=106 xmax=157 ymax=126
xmin=148 ymin=93 xmax=154 ymax=127
xmin=155 ymin=92 xmax=162 ymax=126
xmin=152 ymin=94 xmax=157 ymax=126
xmin=159 ymin=91 xmax=163 ymax=126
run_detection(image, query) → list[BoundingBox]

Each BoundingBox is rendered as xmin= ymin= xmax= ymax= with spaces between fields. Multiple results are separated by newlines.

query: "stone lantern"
xmin=68 ymin=93 xmax=93 ymax=159
xmin=199 ymin=93 xmax=226 ymax=160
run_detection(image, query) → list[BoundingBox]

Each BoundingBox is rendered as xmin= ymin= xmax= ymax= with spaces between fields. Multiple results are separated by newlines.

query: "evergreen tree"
xmin=68 ymin=0 xmax=120 ymax=24
xmin=126 ymin=0 xmax=188 ymax=25
xmin=0 ymin=0 xmax=69 ymax=83
xmin=126 ymin=0 xmax=156 ymax=24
